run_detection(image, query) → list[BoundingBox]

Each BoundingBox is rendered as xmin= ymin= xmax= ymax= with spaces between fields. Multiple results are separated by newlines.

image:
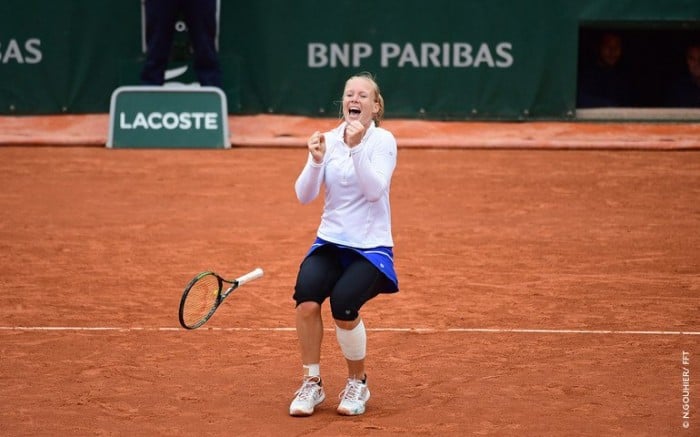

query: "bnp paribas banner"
xmin=0 ymin=0 xmax=698 ymax=120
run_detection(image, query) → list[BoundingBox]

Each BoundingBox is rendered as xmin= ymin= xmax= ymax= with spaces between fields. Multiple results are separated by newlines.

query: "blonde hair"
xmin=344 ymin=72 xmax=385 ymax=126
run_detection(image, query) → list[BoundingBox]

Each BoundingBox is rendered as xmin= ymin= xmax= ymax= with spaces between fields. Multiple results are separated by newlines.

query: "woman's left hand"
xmin=345 ymin=120 xmax=365 ymax=148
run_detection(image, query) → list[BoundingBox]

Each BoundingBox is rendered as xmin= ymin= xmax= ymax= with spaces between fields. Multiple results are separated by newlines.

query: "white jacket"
xmin=295 ymin=121 xmax=397 ymax=248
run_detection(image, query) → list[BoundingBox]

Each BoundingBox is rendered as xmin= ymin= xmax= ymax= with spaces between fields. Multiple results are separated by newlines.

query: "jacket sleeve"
xmin=294 ymin=153 xmax=324 ymax=204
xmin=350 ymin=130 xmax=397 ymax=202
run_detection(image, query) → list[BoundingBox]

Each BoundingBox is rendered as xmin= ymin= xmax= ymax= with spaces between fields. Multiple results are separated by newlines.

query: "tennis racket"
xmin=178 ymin=267 xmax=264 ymax=330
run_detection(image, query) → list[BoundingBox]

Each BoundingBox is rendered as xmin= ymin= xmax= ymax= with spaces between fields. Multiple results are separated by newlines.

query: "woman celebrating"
xmin=289 ymin=73 xmax=399 ymax=417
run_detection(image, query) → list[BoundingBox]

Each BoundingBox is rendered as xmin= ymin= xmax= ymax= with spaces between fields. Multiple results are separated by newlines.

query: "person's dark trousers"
xmin=140 ymin=0 xmax=222 ymax=87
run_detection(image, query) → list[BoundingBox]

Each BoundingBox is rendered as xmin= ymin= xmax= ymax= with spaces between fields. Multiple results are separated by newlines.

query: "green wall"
xmin=1 ymin=1 xmax=698 ymax=119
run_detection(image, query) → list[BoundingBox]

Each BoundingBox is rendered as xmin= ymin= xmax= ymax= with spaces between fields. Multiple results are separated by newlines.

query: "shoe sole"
xmin=289 ymin=393 xmax=326 ymax=417
xmin=336 ymin=406 xmax=365 ymax=416
xmin=336 ymin=391 xmax=370 ymax=416
xmin=336 ymin=404 xmax=367 ymax=416
xmin=289 ymin=409 xmax=314 ymax=417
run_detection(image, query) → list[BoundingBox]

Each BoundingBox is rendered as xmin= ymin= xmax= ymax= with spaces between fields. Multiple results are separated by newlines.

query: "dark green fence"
xmin=1 ymin=1 xmax=698 ymax=119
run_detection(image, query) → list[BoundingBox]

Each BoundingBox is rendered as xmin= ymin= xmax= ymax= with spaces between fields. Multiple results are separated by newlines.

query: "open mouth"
xmin=348 ymin=107 xmax=361 ymax=117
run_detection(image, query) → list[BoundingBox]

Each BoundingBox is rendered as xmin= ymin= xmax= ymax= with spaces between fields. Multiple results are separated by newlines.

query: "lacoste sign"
xmin=107 ymin=86 xmax=229 ymax=148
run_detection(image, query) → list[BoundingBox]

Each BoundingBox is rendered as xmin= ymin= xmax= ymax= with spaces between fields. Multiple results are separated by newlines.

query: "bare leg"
xmin=290 ymin=301 xmax=327 ymax=417
xmin=296 ymin=301 xmax=323 ymax=368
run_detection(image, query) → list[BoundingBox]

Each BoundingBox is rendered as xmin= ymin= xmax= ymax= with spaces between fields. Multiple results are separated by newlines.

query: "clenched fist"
xmin=344 ymin=120 xmax=365 ymax=148
xmin=308 ymin=131 xmax=326 ymax=164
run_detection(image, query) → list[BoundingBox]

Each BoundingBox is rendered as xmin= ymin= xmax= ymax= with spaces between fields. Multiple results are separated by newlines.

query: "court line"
xmin=0 ymin=326 xmax=698 ymax=335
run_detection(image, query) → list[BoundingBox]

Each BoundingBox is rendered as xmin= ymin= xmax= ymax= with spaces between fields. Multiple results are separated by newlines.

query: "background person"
xmin=577 ymin=32 xmax=632 ymax=108
xmin=664 ymin=42 xmax=700 ymax=107
xmin=289 ymin=73 xmax=399 ymax=417
xmin=140 ymin=0 xmax=222 ymax=87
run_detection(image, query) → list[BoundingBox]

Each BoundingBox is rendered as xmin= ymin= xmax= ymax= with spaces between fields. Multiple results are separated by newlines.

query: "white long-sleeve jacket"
xmin=295 ymin=121 xmax=397 ymax=249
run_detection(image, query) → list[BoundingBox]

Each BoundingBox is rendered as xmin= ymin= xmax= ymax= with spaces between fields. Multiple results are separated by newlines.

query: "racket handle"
xmin=235 ymin=267 xmax=264 ymax=286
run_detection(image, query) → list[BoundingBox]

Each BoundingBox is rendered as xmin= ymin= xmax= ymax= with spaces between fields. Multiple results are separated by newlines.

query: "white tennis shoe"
xmin=289 ymin=376 xmax=325 ymax=416
xmin=336 ymin=377 xmax=370 ymax=416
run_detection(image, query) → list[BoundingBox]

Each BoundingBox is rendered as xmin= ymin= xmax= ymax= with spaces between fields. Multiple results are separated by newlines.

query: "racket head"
xmin=178 ymin=271 xmax=223 ymax=329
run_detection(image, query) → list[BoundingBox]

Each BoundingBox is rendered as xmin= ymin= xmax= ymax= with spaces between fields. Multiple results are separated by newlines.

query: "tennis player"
xmin=289 ymin=72 xmax=399 ymax=417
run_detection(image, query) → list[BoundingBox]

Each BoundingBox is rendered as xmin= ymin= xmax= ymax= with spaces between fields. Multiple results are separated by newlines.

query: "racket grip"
xmin=236 ymin=267 xmax=264 ymax=286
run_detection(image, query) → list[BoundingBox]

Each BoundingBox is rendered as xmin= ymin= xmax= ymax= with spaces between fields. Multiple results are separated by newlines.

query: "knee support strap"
xmin=335 ymin=319 xmax=366 ymax=361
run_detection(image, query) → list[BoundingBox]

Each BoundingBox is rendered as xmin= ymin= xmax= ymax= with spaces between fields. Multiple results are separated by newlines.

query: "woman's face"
xmin=342 ymin=77 xmax=379 ymax=127
xmin=599 ymin=34 xmax=622 ymax=67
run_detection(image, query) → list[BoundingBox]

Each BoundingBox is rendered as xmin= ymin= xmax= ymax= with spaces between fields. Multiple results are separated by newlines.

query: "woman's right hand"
xmin=308 ymin=131 xmax=326 ymax=164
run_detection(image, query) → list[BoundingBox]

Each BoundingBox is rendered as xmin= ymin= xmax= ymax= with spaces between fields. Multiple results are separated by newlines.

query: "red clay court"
xmin=0 ymin=115 xmax=698 ymax=436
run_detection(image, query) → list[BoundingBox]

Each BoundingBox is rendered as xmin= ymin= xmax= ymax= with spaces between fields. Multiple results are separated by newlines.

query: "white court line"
xmin=0 ymin=326 xmax=698 ymax=335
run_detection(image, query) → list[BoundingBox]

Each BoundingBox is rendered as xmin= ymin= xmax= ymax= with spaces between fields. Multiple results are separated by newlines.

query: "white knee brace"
xmin=335 ymin=319 xmax=367 ymax=361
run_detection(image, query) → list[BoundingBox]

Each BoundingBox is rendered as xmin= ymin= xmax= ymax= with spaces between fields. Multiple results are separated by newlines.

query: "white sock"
xmin=335 ymin=319 xmax=366 ymax=361
xmin=303 ymin=364 xmax=320 ymax=378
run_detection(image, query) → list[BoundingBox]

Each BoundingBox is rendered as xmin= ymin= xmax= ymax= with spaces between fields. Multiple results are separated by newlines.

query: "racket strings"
xmin=182 ymin=274 xmax=221 ymax=327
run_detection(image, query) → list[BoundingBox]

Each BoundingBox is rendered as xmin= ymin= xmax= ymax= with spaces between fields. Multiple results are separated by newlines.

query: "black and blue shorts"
xmin=293 ymin=238 xmax=399 ymax=321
